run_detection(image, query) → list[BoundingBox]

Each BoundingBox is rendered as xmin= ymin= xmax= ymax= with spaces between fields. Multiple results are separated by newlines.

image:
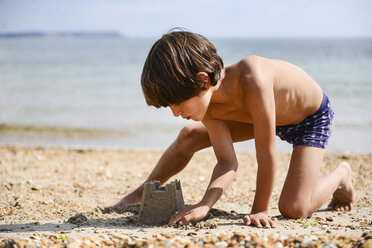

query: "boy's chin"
xmin=192 ymin=117 xmax=202 ymax=122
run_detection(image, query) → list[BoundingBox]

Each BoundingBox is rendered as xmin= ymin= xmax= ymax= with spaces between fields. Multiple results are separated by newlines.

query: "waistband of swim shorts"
xmin=312 ymin=92 xmax=329 ymax=116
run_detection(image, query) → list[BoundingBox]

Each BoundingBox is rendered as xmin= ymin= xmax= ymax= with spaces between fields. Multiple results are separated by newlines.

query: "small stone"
xmin=112 ymin=233 xmax=128 ymax=240
xmin=275 ymin=242 xmax=284 ymax=248
xmin=301 ymin=237 xmax=315 ymax=247
xmin=103 ymin=239 xmax=115 ymax=246
xmin=279 ymin=235 xmax=288 ymax=241
xmin=204 ymin=244 xmax=215 ymax=248
xmin=233 ymin=231 xmax=246 ymax=242
xmin=187 ymin=232 xmax=198 ymax=236
xmin=4 ymin=183 xmax=13 ymax=190
xmin=230 ymin=210 xmax=238 ymax=216
xmin=362 ymin=232 xmax=372 ymax=239
xmin=326 ymin=217 xmax=334 ymax=222
xmin=214 ymin=241 xmax=228 ymax=248
xmin=204 ymin=235 xmax=218 ymax=243
xmin=161 ymin=233 xmax=174 ymax=239
xmin=347 ymin=225 xmax=355 ymax=229
xmin=361 ymin=239 xmax=372 ymax=248
xmin=9 ymin=201 xmax=19 ymax=207
xmin=90 ymin=236 xmax=101 ymax=246
xmin=164 ymin=240 xmax=173 ymax=245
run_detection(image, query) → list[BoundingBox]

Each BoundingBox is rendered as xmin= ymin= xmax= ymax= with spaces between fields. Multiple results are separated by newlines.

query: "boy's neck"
xmin=210 ymin=68 xmax=227 ymax=103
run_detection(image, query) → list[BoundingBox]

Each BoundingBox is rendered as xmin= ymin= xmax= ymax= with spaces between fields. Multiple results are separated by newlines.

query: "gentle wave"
xmin=0 ymin=124 xmax=125 ymax=138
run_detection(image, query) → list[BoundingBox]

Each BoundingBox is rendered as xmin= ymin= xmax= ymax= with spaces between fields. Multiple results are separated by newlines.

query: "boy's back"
xmin=205 ymin=55 xmax=324 ymax=127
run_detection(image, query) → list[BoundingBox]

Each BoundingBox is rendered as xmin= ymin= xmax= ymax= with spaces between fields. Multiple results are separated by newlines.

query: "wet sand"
xmin=0 ymin=146 xmax=371 ymax=247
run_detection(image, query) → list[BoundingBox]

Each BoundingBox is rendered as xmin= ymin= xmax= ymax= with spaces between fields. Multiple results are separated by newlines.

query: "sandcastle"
xmin=139 ymin=180 xmax=185 ymax=226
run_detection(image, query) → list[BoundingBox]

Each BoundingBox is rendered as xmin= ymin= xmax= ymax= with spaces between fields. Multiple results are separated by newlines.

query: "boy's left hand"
xmin=243 ymin=212 xmax=278 ymax=228
xmin=168 ymin=203 xmax=210 ymax=226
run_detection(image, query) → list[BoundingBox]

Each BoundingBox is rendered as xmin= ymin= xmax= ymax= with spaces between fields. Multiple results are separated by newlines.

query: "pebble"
xmin=326 ymin=242 xmax=338 ymax=248
xmin=275 ymin=241 xmax=284 ymax=248
xmin=0 ymin=230 xmax=369 ymax=248
xmin=214 ymin=241 xmax=228 ymax=248
xmin=187 ymin=231 xmax=198 ymax=236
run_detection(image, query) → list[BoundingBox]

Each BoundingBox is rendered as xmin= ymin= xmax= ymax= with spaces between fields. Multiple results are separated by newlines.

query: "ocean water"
xmin=0 ymin=37 xmax=371 ymax=152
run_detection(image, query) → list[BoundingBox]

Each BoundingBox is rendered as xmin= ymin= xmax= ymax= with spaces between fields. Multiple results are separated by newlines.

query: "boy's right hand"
xmin=168 ymin=203 xmax=210 ymax=226
xmin=243 ymin=212 xmax=278 ymax=228
xmin=111 ymin=190 xmax=141 ymax=210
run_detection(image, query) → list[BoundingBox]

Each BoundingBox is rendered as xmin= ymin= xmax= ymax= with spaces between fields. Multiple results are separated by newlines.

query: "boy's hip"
xmin=276 ymin=93 xmax=334 ymax=149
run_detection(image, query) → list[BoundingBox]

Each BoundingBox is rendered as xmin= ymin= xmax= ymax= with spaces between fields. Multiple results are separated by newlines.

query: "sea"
xmin=0 ymin=36 xmax=371 ymax=152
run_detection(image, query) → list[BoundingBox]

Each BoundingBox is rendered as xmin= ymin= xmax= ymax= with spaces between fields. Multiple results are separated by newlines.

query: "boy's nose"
xmin=170 ymin=106 xmax=181 ymax=117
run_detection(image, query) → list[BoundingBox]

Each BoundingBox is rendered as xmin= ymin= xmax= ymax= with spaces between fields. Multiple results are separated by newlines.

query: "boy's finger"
xmin=335 ymin=204 xmax=341 ymax=211
xmin=243 ymin=215 xmax=251 ymax=225
xmin=253 ymin=218 xmax=262 ymax=228
xmin=169 ymin=212 xmax=183 ymax=226
xmin=181 ymin=215 xmax=190 ymax=225
xmin=268 ymin=219 xmax=277 ymax=228
xmin=168 ymin=213 xmax=177 ymax=225
xmin=261 ymin=219 xmax=271 ymax=229
xmin=348 ymin=203 xmax=353 ymax=211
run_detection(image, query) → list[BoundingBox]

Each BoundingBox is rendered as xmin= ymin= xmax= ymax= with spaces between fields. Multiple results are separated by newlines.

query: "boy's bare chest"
xmin=207 ymin=101 xmax=253 ymax=123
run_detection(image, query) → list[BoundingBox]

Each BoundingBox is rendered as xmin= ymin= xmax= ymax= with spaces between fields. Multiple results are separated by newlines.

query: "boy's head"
xmin=141 ymin=30 xmax=224 ymax=108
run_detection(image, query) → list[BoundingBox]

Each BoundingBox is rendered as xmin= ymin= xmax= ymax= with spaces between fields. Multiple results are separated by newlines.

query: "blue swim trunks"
xmin=276 ymin=93 xmax=334 ymax=148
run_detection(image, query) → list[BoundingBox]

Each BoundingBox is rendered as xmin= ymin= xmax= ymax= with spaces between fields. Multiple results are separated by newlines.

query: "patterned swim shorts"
xmin=276 ymin=93 xmax=334 ymax=148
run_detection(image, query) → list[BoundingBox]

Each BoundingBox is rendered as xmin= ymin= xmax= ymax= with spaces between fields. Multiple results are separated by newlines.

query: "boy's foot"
xmin=112 ymin=190 xmax=141 ymax=210
xmin=327 ymin=162 xmax=355 ymax=212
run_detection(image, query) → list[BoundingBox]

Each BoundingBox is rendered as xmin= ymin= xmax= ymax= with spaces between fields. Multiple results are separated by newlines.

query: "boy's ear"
xmin=196 ymin=72 xmax=211 ymax=88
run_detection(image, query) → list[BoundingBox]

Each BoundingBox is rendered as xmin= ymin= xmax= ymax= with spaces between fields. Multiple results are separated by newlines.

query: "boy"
xmin=114 ymin=30 xmax=354 ymax=228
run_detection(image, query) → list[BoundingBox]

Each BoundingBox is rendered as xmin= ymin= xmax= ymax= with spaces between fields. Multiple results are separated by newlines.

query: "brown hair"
xmin=141 ymin=30 xmax=224 ymax=108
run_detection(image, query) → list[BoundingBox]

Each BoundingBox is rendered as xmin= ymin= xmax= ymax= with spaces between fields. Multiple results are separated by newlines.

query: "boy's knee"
xmin=176 ymin=124 xmax=209 ymax=152
xmin=278 ymin=199 xmax=310 ymax=219
xmin=178 ymin=125 xmax=194 ymax=141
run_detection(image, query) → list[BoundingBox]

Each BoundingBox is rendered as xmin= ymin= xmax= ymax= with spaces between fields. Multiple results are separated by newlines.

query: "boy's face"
xmin=169 ymin=88 xmax=212 ymax=122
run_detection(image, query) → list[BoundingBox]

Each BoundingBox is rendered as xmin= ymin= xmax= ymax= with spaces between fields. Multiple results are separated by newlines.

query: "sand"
xmin=0 ymin=146 xmax=371 ymax=247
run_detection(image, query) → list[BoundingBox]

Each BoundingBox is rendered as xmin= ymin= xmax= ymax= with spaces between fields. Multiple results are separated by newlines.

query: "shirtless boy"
xmin=114 ymin=30 xmax=354 ymax=228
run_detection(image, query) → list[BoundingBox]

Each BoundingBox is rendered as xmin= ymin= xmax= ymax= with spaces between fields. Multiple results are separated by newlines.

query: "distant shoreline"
xmin=0 ymin=31 xmax=125 ymax=38
xmin=1 ymin=32 xmax=371 ymax=40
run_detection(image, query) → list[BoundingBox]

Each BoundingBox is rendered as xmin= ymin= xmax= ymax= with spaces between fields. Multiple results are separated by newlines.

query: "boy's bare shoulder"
xmin=239 ymin=55 xmax=263 ymax=71
xmin=237 ymin=56 xmax=273 ymax=89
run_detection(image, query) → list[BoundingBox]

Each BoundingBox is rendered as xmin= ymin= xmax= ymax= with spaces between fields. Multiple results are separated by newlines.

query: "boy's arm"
xmin=200 ymin=119 xmax=238 ymax=207
xmin=243 ymin=73 xmax=277 ymax=227
xmin=169 ymin=119 xmax=238 ymax=226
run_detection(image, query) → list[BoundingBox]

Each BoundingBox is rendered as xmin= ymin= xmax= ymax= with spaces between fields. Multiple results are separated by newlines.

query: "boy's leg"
xmin=278 ymin=146 xmax=354 ymax=219
xmin=113 ymin=121 xmax=254 ymax=208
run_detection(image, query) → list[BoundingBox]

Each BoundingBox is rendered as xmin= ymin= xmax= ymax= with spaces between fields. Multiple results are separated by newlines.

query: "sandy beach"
xmin=0 ymin=146 xmax=371 ymax=247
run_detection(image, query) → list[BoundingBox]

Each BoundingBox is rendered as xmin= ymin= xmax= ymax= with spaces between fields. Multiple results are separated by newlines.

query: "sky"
xmin=0 ymin=0 xmax=371 ymax=38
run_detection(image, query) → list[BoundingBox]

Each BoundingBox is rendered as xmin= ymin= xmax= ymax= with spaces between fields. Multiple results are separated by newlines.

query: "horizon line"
xmin=0 ymin=30 xmax=371 ymax=40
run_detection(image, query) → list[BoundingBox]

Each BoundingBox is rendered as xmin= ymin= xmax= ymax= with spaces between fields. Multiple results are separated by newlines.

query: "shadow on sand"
xmin=0 ymin=205 xmax=252 ymax=234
